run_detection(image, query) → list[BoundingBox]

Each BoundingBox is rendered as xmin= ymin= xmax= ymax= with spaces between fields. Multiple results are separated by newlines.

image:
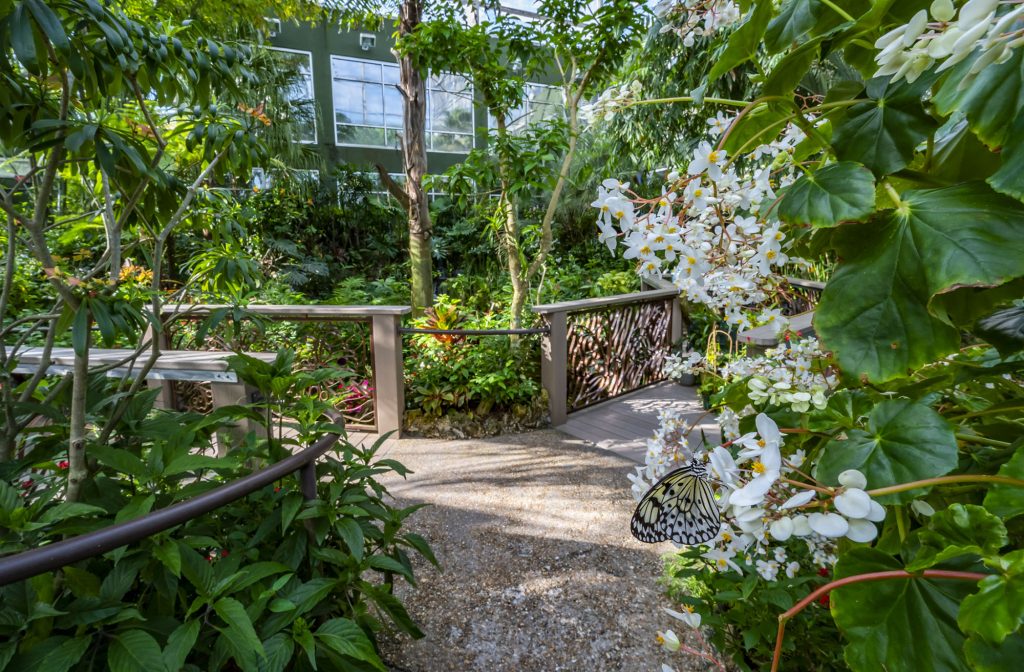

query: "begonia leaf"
xmin=832 ymin=547 xmax=973 ymax=672
xmin=778 ymin=161 xmax=875 ymax=227
xmin=815 ymin=399 xmax=958 ymax=504
xmin=815 ymin=183 xmax=1024 ymax=382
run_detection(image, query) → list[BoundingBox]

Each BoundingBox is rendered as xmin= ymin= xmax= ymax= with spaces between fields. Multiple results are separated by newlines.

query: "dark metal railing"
xmin=0 ymin=417 xmax=343 ymax=587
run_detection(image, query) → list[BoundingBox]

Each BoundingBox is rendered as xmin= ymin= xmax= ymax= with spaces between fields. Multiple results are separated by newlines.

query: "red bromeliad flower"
xmin=57 ymin=460 xmax=69 ymax=470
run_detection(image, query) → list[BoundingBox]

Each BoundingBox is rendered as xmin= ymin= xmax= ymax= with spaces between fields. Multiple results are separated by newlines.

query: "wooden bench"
xmin=12 ymin=347 xmax=277 ymax=447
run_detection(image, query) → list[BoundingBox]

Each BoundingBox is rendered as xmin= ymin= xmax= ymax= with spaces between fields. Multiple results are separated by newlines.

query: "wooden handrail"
xmin=531 ymin=286 xmax=679 ymax=315
xmin=161 ymin=303 xmax=412 ymax=319
xmin=0 ymin=415 xmax=343 ymax=587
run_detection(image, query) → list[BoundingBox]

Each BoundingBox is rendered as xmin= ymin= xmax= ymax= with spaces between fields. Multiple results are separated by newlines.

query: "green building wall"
xmin=270 ymin=20 xmax=486 ymax=177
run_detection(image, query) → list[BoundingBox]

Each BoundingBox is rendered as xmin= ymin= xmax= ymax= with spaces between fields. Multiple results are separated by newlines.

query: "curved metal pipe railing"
xmin=0 ymin=419 xmax=343 ymax=587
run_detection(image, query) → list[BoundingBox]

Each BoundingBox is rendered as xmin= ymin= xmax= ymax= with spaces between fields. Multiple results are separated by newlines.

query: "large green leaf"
xmin=958 ymin=550 xmax=1024 ymax=645
xmin=987 ymin=115 xmax=1024 ymax=202
xmin=984 ymin=443 xmax=1024 ymax=521
xmin=815 ymin=399 xmax=958 ymax=504
xmin=38 ymin=636 xmax=93 ymax=672
xmin=906 ymin=504 xmax=1008 ymax=571
xmin=108 ymin=630 xmax=167 ymax=672
xmin=213 ymin=597 xmax=265 ymax=664
xmin=965 ymin=632 xmax=1024 ymax=671
xmin=831 ymin=547 xmax=974 ymax=672
xmin=316 ymin=618 xmax=386 ymax=671
xmin=163 ymin=621 xmax=200 ymax=672
xmin=934 ymin=48 xmax=1024 ymax=149
xmin=708 ymin=0 xmax=773 ymax=81
xmin=816 ymin=183 xmax=1024 ymax=381
xmin=831 ymin=76 xmax=936 ymax=176
xmin=764 ymin=0 xmax=846 ymax=54
xmin=778 ymin=161 xmax=875 ymax=227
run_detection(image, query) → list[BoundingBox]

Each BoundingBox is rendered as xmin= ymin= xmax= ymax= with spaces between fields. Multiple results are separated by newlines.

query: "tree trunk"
xmin=66 ymin=324 xmax=90 ymax=502
xmin=398 ymin=0 xmax=433 ymax=315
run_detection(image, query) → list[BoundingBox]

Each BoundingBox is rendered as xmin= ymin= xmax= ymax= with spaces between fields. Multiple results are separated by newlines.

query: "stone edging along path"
xmin=373 ymin=429 xmax=717 ymax=672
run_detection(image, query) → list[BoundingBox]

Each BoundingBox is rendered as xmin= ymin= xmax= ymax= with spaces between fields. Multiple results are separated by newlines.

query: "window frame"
xmin=270 ymin=46 xmax=317 ymax=145
xmin=330 ymin=54 xmax=475 ymax=154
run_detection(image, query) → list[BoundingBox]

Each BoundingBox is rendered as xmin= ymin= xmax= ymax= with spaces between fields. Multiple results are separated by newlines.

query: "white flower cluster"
xmin=663 ymin=351 xmax=703 ymax=381
xmin=633 ymin=413 xmax=889 ymax=585
xmin=581 ymin=79 xmax=643 ymax=123
xmin=688 ymin=337 xmax=837 ymax=414
xmin=595 ymin=120 xmax=810 ymax=331
xmin=654 ymin=0 xmax=742 ymax=47
xmin=875 ymin=0 xmax=1024 ymax=85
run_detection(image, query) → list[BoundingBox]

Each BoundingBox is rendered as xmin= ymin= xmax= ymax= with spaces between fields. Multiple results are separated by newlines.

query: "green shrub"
xmin=404 ymin=297 xmax=541 ymax=418
xmin=0 ymin=353 xmax=435 ymax=671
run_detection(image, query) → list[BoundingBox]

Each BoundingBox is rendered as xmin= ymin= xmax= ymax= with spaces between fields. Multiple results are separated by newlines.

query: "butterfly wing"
xmin=631 ymin=465 xmax=721 ymax=545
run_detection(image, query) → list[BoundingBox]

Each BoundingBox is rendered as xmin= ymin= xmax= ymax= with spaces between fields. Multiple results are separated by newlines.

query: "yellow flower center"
xmin=766 ymin=250 xmax=777 ymax=260
xmin=708 ymin=151 xmax=720 ymax=163
xmin=614 ymin=210 xmax=625 ymax=218
xmin=656 ymin=634 xmax=665 ymax=645
xmin=757 ymin=438 xmax=766 ymax=448
xmin=752 ymin=461 xmax=766 ymax=475
xmin=694 ymin=188 xmax=704 ymax=197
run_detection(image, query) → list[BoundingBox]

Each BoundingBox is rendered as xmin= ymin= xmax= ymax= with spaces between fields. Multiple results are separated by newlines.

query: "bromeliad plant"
xmin=602 ymin=1 xmax=1024 ymax=670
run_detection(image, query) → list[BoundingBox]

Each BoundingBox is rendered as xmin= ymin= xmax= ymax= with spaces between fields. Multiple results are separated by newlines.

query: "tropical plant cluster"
xmin=600 ymin=1 xmax=1024 ymax=670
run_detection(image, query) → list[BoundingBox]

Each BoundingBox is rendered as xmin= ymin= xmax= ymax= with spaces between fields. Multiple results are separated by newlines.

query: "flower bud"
xmin=838 ymin=469 xmax=867 ymax=489
xmin=910 ymin=499 xmax=935 ymax=517
xmin=835 ymin=488 xmax=872 ymax=519
xmin=931 ymin=0 xmax=955 ymax=22
xmin=959 ymin=0 xmax=998 ymax=25
xmin=808 ymin=512 xmax=849 ymax=538
xmin=846 ymin=518 xmax=879 ymax=543
xmin=791 ymin=514 xmax=813 ymax=537
xmin=770 ymin=517 xmax=795 ymax=541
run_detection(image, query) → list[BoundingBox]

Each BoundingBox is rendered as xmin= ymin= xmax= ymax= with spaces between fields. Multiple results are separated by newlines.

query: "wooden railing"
xmin=161 ymin=304 xmax=410 ymax=436
xmin=532 ymin=284 xmax=683 ymax=425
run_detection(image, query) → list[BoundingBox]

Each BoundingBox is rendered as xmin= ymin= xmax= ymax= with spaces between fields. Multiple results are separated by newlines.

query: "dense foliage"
xmin=601 ymin=1 xmax=1024 ymax=670
xmin=0 ymin=355 xmax=434 ymax=672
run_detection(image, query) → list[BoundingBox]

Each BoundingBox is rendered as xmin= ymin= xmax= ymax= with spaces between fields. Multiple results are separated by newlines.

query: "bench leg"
xmin=210 ymin=382 xmax=265 ymax=456
xmin=147 ymin=379 xmax=174 ymax=410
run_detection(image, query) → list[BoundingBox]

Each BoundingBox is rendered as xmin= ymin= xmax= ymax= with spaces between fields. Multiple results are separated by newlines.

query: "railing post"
xmin=669 ymin=296 xmax=683 ymax=346
xmin=371 ymin=314 xmax=404 ymax=437
xmin=538 ymin=310 xmax=568 ymax=427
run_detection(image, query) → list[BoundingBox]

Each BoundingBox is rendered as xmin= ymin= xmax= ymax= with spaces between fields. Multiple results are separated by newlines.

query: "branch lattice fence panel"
xmin=565 ymin=298 xmax=672 ymax=412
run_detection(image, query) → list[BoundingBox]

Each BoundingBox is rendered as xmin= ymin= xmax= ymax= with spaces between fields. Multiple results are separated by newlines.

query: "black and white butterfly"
xmin=631 ymin=459 xmax=721 ymax=545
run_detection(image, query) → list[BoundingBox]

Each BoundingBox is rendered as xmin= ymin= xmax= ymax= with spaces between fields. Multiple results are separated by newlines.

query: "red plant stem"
xmin=770 ymin=570 xmax=987 ymax=672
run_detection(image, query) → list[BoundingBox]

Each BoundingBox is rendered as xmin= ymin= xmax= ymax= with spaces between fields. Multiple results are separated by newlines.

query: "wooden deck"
xmin=558 ymin=381 xmax=720 ymax=464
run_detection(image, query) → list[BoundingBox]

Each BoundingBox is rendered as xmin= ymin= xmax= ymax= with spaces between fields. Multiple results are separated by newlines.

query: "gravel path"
xmin=373 ymin=429 xmax=717 ymax=672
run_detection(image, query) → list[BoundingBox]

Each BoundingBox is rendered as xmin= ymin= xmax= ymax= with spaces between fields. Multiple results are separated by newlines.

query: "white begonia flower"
xmin=866 ymin=499 xmax=887 ymax=523
xmin=710 ymin=445 xmax=740 ymax=486
xmin=666 ymin=606 xmax=702 ymax=629
xmin=911 ymin=499 xmax=936 ymax=517
xmin=756 ymin=559 xmax=780 ymax=581
xmin=657 ymin=629 xmax=681 ymax=652
xmin=770 ymin=517 xmax=795 ymax=541
xmin=730 ymin=442 xmax=781 ymax=506
xmin=687 ymin=141 xmax=728 ymax=180
xmin=780 ymin=489 xmax=816 ymax=509
xmin=791 ymin=514 xmax=813 ymax=537
xmin=846 ymin=518 xmax=879 ymax=543
xmin=835 ymin=488 xmax=872 ymax=519
xmin=785 ymin=561 xmax=801 ymax=579
xmin=703 ymin=548 xmax=743 ymax=573
xmin=808 ymin=512 xmax=849 ymax=538
xmin=838 ymin=469 xmax=867 ymax=490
